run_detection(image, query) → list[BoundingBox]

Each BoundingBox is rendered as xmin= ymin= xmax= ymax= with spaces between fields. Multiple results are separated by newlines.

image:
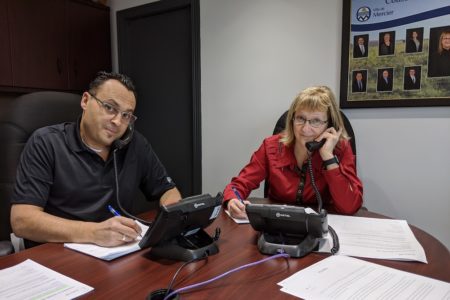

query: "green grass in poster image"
xmin=348 ymin=39 xmax=450 ymax=102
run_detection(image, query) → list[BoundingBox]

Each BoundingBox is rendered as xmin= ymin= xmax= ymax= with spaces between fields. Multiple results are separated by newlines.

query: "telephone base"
xmin=257 ymin=232 xmax=319 ymax=258
xmin=149 ymin=229 xmax=219 ymax=261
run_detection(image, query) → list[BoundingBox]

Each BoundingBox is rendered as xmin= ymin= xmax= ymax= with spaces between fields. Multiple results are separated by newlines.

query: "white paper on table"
xmin=64 ymin=221 xmax=149 ymax=260
xmin=225 ymin=209 xmax=249 ymax=224
xmin=0 ymin=259 xmax=93 ymax=300
xmin=317 ymin=214 xmax=427 ymax=263
xmin=278 ymin=256 xmax=450 ymax=300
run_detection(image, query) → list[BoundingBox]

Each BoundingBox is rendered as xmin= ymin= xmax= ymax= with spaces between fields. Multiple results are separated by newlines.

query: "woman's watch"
xmin=322 ymin=155 xmax=339 ymax=169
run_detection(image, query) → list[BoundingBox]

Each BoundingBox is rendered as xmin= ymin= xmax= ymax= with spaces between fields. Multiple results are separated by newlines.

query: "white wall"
xmin=110 ymin=0 xmax=450 ymax=249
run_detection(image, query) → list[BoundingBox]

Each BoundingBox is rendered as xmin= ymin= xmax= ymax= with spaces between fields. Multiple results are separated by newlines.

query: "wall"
xmin=110 ymin=0 xmax=450 ymax=249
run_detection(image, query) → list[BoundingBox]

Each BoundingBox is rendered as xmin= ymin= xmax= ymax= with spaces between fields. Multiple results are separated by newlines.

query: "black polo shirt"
xmin=11 ymin=119 xmax=176 ymax=223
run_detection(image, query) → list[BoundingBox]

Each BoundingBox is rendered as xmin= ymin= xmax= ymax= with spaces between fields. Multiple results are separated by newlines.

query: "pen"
xmin=231 ymin=186 xmax=244 ymax=204
xmin=108 ymin=205 xmax=121 ymax=217
xmin=107 ymin=205 xmax=142 ymax=238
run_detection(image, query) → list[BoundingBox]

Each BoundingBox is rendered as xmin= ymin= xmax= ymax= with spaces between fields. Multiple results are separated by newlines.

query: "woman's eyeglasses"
xmin=292 ymin=116 xmax=327 ymax=128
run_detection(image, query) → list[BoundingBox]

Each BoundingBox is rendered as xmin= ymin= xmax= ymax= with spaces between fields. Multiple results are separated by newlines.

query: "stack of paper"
xmin=278 ymin=256 xmax=450 ymax=299
xmin=0 ymin=259 xmax=93 ymax=299
xmin=317 ymin=215 xmax=427 ymax=263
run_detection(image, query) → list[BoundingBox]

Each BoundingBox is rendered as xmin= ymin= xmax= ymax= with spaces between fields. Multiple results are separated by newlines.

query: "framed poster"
xmin=340 ymin=0 xmax=450 ymax=108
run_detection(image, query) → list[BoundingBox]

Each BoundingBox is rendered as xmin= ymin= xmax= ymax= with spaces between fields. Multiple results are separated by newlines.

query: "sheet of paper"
xmin=224 ymin=209 xmax=249 ymax=224
xmin=64 ymin=221 xmax=149 ymax=261
xmin=278 ymin=256 xmax=450 ymax=300
xmin=317 ymin=214 xmax=427 ymax=263
xmin=0 ymin=259 xmax=93 ymax=300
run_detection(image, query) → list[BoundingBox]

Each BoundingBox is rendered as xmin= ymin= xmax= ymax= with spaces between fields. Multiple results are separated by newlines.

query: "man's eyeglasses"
xmin=88 ymin=93 xmax=137 ymax=124
xmin=293 ymin=116 xmax=328 ymax=128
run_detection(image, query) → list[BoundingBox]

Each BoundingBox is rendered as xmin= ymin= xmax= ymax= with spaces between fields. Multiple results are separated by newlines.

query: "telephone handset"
xmin=113 ymin=123 xmax=134 ymax=150
xmin=305 ymin=120 xmax=338 ymax=152
xmin=305 ymin=139 xmax=325 ymax=152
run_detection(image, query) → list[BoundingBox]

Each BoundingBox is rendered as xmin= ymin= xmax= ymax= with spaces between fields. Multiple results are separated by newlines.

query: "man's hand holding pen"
xmin=91 ymin=217 xmax=143 ymax=247
xmin=99 ymin=205 xmax=143 ymax=246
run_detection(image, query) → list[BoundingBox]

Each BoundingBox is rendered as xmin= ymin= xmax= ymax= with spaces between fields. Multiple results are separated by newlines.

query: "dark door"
xmin=117 ymin=0 xmax=201 ymax=201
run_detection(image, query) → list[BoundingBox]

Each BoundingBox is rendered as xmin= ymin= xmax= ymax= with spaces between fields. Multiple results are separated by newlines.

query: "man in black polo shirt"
xmin=10 ymin=71 xmax=181 ymax=248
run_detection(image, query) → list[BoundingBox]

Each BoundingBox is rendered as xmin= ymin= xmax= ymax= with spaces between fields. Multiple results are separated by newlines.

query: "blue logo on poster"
xmin=356 ymin=7 xmax=371 ymax=22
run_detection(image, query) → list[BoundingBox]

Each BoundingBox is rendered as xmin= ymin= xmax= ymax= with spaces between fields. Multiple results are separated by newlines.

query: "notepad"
xmin=224 ymin=209 xmax=250 ymax=224
xmin=64 ymin=221 xmax=149 ymax=261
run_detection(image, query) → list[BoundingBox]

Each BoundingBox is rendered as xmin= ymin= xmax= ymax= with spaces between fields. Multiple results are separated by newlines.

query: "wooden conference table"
xmin=0 ymin=207 xmax=449 ymax=299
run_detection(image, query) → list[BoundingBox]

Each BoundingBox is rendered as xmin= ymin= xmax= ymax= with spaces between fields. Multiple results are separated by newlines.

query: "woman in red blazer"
xmin=224 ymin=86 xmax=363 ymax=219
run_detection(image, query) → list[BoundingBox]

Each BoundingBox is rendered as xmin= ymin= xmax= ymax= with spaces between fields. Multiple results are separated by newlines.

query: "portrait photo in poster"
xmin=428 ymin=26 xmax=450 ymax=78
xmin=351 ymin=69 xmax=368 ymax=93
xmin=340 ymin=0 xmax=450 ymax=108
xmin=379 ymin=31 xmax=395 ymax=56
xmin=405 ymin=28 xmax=424 ymax=53
xmin=404 ymin=66 xmax=421 ymax=91
xmin=376 ymin=68 xmax=394 ymax=92
xmin=353 ymin=34 xmax=369 ymax=58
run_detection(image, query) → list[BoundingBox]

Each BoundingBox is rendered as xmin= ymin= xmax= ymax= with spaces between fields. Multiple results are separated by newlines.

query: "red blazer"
xmin=223 ymin=134 xmax=363 ymax=214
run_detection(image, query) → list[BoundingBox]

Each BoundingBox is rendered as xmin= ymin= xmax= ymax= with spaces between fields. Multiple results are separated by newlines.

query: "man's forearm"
xmin=160 ymin=187 xmax=182 ymax=206
xmin=11 ymin=204 xmax=95 ymax=243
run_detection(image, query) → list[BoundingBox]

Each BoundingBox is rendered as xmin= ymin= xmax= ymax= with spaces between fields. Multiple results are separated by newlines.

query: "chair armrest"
xmin=0 ymin=240 xmax=14 ymax=256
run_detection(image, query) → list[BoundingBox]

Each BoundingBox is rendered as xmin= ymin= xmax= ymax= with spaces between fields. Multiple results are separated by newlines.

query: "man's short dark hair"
xmin=88 ymin=71 xmax=137 ymax=99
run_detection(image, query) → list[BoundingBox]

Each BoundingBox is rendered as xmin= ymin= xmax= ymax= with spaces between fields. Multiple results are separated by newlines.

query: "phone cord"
xmin=328 ymin=225 xmax=340 ymax=254
xmin=307 ymin=154 xmax=322 ymax=212
xmin=113 ymin=149 xmax=153 ymax=226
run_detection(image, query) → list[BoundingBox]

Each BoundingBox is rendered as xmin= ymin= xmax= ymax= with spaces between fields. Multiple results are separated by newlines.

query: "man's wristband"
xmin=323 ymin=155 xmax=339 ymax=169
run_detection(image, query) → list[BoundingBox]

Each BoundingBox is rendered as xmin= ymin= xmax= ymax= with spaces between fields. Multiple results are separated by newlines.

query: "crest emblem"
xmin=356 ymin=7 xmax=371 ymax=22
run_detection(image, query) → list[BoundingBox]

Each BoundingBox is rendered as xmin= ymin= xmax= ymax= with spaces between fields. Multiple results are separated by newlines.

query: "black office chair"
xmin=265 ymin=109 xmax=356 ymax=197
xmin=0 ymin=91 xmax=81 ymax=255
